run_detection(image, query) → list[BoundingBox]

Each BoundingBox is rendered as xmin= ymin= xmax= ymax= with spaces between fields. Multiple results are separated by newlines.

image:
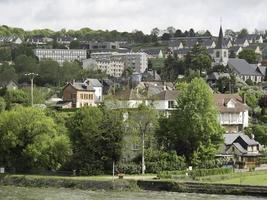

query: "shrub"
xmin=115 ymin=162 xmax=141 ymax=174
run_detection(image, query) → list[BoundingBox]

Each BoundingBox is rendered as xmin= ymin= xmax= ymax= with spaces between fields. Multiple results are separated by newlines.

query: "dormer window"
xmin=226 ymin=99 xmax=236 ymax=108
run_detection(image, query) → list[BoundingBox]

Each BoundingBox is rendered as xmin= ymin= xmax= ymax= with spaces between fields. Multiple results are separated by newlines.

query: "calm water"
xmin=0 ymin=186 xmax=265 ymax=200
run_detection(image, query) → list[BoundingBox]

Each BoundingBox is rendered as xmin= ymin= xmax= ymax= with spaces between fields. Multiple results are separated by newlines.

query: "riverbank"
xmin=1 ymin=174 xmax=267 ymax=196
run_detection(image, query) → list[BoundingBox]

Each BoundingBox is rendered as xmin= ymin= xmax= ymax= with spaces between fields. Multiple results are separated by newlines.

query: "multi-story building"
xmin=34 ymin=49 xmax=87 ymax=65
xmin=83 ymin=58 xmax=125 ymax=77
xmin=62 ymin=81 xmax=96 ymax=108
xmin=91 ymin=52 xmax=148 ymax=73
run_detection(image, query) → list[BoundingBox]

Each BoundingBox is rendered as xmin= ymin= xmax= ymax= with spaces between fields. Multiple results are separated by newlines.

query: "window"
xmin=216 ymin=51 xmax=220 ymax=58
xmin=224 ymin=51 xmax=227 ymax=57
xmin=168 ymin=101 xmax=175 ymax=108
xmin=80 ymin=94 xmax=83 ymax=99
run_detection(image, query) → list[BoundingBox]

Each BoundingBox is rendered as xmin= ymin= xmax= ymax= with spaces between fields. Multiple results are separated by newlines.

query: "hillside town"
xmin=1 ymin=24 xmax=267 ymax=183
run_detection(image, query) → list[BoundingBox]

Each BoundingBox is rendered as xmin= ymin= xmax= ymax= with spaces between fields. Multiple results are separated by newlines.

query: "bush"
xmin=245 ymin=79 xmax=254 ymax=86
xmin=115 ymin=162 xmax=141 ymax=174
xmin=144 ymin=149 xmax=186 ymax=173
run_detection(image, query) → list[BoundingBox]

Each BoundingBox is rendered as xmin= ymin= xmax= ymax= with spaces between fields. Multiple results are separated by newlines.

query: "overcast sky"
xmin=0 ymin=0 xmax=267 ymax=34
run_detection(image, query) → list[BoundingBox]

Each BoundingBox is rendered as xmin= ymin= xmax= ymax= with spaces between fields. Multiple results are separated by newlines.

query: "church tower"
xmin=213 ymin=26 xmax=228 ymax=66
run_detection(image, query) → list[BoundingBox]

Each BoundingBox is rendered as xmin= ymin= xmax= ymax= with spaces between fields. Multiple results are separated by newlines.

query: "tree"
xmin=161 ymin=33 xmax=171 ymax=41
xmin=189 ymin=28 xmax=195 ymax=37
xmin=225 ymin=29 xmax=237 ymax=39
xmin=14 ymin=55 xmax=38 ymax=74
xmin=238 ymin=28 xmax=249 ymax=38
xmin=0 ymin=47 xmax=11 ymax=62
xmin=128 ymin=104 xmax=158 ymax=175
xmin=185 ymin=44 xmax=212 ymax=73
xmin=167 ymin=26 xmax=176 ymax=36
xmin=38 ymin=59 xmax=60 ymax=86
xmin=4 ymin=89 xmax=29 ymax=108
xmin=238 ymin=49 xmax=259 ymax=64
xmin=0 ymin=63 xmax=18 ymax=83
xmin=245 ymin=124 xmax=267 ymax=146
xmin=60 ymin=61 xmax=81 ymax=83
xmin=69 ymin=40 xmax=81 ymax=49
xmin=0 ymin=97 xmax=6 ymax=112
xmin=151 ymin=28 xmax=160 ymax=36
xmin=68 ymin=106 xmax=124 ymax=175
xmin=0 ymin=107 xmax=72 ymax=170
xmin=174 ymin=29 xmax=183 ymax=37
xmin=156 ymin=78 xmax=224 ymax=162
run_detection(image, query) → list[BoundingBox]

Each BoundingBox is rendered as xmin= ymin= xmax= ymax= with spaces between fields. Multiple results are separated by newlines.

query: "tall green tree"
xmin=0 ymin=107 xmax=72 ymax=170
xmin=128 ymin=104 xmax=158 ymax=174
xmin=185 ymin=44 xmax=212 ymax=73
xmin=68 ymin=106 xmax=124 ymax=175
xmin=156 ymin=78 xmax=224 ymax=162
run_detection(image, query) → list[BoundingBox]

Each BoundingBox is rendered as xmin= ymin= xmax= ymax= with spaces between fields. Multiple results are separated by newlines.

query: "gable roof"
xmin=64 ymin=82 xmax=95 ymax=91
xmin=228 ymin=58 xmax=263 ymax=76
xmin=149 ymin=90 xmax=179 ymax=101
xmin=83 ymin=79 xmax=103 ymax=87
xmin=224 ymin=133 xmax=259 ymax=146
xmin=234 ymin=38 xmax=248 ymax=45
xmin=214 ymin=93 xmax=248 ymax=113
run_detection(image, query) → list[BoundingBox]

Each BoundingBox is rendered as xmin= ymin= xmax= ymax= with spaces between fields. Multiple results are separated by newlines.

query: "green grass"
xmin=216 ymin=173 xmax=267 ymax=186
xmin=4 ymin=174 xmax=156 ymax=181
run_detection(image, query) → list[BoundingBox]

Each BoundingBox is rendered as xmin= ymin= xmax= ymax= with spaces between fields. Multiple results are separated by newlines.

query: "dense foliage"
xmin=0 ymin=107 xmax=72 ymax=171
xmin=68 ymin=106 xmax=124 ymax=175
xmin=156 ymin=78 xmax=224 ymax=163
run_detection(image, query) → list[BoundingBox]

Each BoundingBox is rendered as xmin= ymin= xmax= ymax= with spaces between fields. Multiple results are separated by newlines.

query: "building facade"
xmin=91 ymin=52 xmax=148 ymax=73
xmin=34 ymin=49 xmax=87 ymax=65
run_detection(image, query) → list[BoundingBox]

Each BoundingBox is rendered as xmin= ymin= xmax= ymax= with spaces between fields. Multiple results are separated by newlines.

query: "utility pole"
xmin=142 ymin=130 xmax=145 ymax=176
xmin=25 ymin=73 xmax=38 ymax=107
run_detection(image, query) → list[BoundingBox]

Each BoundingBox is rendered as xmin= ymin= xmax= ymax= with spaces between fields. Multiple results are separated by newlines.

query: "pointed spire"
xmin=216 ymin=25 xmax=226 ymax=49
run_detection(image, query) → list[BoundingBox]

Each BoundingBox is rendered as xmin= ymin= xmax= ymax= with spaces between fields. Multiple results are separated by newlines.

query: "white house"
xmin=214 ymin=94 xmax=249 ymax=133
xmin=83 ymin=79 xmax=103 ymax=102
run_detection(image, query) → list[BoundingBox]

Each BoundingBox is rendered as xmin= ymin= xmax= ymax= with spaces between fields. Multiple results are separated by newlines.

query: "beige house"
xmin=62 ymin=82 xmax=96 ymax=108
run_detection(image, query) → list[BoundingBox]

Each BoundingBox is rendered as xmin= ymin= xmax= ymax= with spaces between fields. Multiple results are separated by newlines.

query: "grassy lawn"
xmin=216 ymin=173 xmax=267 ymax=186
xmin=5 ymin=174 xmax=156 ymax=181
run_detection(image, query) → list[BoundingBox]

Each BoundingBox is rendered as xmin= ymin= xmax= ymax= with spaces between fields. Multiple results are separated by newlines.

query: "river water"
xmin=0 ymin=186 xmax=265 ymax=200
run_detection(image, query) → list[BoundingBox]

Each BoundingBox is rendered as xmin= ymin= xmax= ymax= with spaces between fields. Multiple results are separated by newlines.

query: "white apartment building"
xmin=90 ymin=52 xmax=148 ymax=73
xmin=83 ymin=58 xmax=125 ymax=77
xmin=34 ymin=49 xmax=87 ymax=65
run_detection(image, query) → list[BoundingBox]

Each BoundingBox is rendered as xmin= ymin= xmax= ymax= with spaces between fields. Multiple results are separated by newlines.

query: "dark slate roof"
xmin=234 ymin=38 xmax=248 ymax=45
xmin=173 ymin=48 xmax=190 ymax=55
xmin=228 ymin=58 xmax=263 ymax=76
xmin=83 ymin=79 xmax=103 ymax=87
xmin=216 ymin=26 xmax=227 ymax=49
xmin=141 ymin=48 xmax=162 ymax=55
xmin=257 ymin=66 xmax=267 ymax=76
xmin=67 ymin=82 xmax=95 ymax=91
xmin=149 ymin=90 xmax=179 ymax=100
xmin=229 ymin=46 xmax=242 ymax=52
xmin=232 ymin=143 xmax=247 ymax=154
xmin=224 ymin=133 xmax=259 ymax=146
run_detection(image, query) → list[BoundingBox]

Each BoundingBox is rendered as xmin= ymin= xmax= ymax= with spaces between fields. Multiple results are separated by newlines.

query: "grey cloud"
xmin=0 ymin=0 xmax=267 ymax=34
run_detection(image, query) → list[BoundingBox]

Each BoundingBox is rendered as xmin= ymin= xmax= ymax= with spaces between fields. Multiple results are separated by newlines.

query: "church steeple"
xmin=216 ymin=26 xmax=226 ymax=49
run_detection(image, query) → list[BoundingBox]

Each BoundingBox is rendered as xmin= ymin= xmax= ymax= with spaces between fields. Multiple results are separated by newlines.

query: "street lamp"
xmin=25 ymin=73 xmax=38 ymax=107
